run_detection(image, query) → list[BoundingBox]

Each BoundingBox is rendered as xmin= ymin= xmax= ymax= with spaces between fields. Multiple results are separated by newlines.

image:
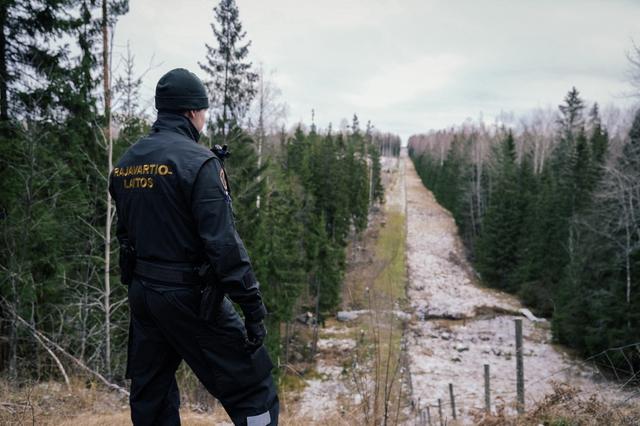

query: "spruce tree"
xmin=554 ymin=109 xmax=640 ymax=360
xmin=0 ymin=0 xmax=80 ymax=122
xmin=437 ymin=136 xmax=469 ymax=225
xmin=557 ymin=86 xmax=585 ymax=142
xmin=515 ymin=88 xmax=588 ymax=314
xmin=588 ymin=103 xmax=609 ymax=185
xmin=219 ymin=125 xmax=265 ymax=251
xmin=199 ymin=0 xmax=258 ymax=139
xmin=476 ymin=131 xmax=523 ymax=290
xmin=341 ymin=128 xmax=370 ymax=234
xmin=370 ymin=143 xmax=384 ymax=203
xmin=253 ymin=172 xmax=306 ymax=361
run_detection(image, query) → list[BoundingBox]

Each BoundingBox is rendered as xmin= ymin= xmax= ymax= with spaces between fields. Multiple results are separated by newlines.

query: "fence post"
xmin=449 ymin=383 xmax=456 ymax=419
xmin=426 ymin=406 xmax=432 ymax=426
xmin=515 ymin=318 xmax=525 ymax=414
xmin=484 ymin=364 xmax=491 ymax=413
xmin=438 ymin=398 xmax=443 ymax=426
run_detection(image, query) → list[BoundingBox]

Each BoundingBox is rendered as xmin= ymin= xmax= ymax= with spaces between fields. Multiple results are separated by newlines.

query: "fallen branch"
xmin=0 ymin=402 xmax=31 ymax=409
xmin=31 ymin=332 xmax=71 ymax=390
xmin=5 ymin=301 xmax=129 ymax=397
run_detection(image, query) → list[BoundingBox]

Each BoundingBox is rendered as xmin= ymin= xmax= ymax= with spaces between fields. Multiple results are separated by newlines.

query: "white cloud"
xmin=344 ymin=54 xmax=466 ymax=108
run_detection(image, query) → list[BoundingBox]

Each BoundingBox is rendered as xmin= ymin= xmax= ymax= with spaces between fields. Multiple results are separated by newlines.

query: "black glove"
xmin=244 ymin=319 xmax=266 ymax=353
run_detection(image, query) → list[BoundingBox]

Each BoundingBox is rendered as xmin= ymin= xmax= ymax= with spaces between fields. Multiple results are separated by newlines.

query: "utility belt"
xmin=134 ymin=259 xmax=202 ymax=286
xmin=132 ymin=258 xmax=223 ymax=322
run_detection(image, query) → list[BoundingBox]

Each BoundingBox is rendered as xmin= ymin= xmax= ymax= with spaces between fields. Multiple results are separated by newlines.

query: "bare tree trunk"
xmin=79 ymin=271 xmax=88 ymax=361
xmin=256 ymin=66 xmax=264 ymax=209
xmin=8 ymin=272 xmax=18 ymax=379
xmin=625 ymin=192 xmax=632 ymax=305
xmin=283 ymin=321 xmax=291 ymax=365
xmin=221 ymin=17 xmax=231 ymax=143
xmin=30 ymin=300 xmax=41 ymax=380
xmin=102 ymin=0 xmax=113 ymax=378
xmin=311 ymin=276 xmax=320 ymax=357
xmin=0 ymin=3 xmax=8 ymax=121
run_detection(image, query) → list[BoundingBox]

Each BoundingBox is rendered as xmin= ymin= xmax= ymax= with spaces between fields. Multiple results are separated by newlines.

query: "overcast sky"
xmin=113 ymin=0 xmax=640 ymax=141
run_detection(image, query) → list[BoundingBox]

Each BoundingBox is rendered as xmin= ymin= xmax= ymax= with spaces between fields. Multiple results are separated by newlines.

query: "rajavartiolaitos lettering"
xmin=113 ymin=164 xmax=174 ymax=189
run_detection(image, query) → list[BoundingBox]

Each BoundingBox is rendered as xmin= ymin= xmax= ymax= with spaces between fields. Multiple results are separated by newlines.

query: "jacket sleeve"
xmin=190 ymin=157 xmax=267 ymax=322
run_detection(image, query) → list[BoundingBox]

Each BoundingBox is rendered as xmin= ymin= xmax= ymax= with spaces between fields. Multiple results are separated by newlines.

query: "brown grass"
xmin=0 ymin=377 xmax=376 ymax=425
xmin=471 ymin=382 xmax=640 ymax=426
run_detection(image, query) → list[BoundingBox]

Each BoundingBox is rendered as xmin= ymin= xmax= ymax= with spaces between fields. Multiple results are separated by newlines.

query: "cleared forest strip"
xmin=403 ymin=153 xmax=629 ymax=423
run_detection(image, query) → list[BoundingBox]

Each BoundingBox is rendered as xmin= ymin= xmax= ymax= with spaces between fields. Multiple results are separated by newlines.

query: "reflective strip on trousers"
xmin=247 ymin=410 xmax=271 ymax=426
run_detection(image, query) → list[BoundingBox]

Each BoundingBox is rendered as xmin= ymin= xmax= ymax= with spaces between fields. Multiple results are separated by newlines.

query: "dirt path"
xmin=402 ymin=151 xmax=626 ymax=422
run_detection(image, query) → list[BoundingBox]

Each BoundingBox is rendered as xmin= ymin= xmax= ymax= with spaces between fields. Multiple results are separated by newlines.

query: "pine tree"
xmin=199 ymin=0 xmax=258 ymax=139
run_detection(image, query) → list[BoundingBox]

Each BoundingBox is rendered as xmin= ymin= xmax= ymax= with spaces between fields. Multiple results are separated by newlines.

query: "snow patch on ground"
xmin=337 ymin=309 xmax=411 ymax=322
xmin=296 ymin=359 xmax=350 ymax=420
xmin=317 ymin=338 xmax=356 ymax=352
xmin=321 ymin=325 xmax=352 ymax=335
xmin=404 ymin=169 xmax=519 ymax=319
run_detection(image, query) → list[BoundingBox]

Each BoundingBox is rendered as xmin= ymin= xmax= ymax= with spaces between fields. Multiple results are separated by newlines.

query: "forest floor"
xmin=3 ymin=152 xmax=639 ymax=425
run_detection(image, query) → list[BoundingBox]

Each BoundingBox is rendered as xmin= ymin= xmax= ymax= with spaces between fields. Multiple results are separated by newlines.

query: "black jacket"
xmin=109 ymin=112 xmax=266 ymax=322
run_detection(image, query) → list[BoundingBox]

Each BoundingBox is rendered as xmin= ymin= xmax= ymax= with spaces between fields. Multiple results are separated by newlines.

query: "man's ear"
xmin=185 ymin=110 xmax=196 ymax=119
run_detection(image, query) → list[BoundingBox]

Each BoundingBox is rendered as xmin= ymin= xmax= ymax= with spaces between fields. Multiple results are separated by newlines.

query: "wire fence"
xmin=408 ymin=319 xmax=640 ymax=424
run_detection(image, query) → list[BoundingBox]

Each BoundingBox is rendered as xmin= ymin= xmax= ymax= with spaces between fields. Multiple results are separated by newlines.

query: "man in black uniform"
xmin=109 ymin=68 xmax=279 ymax=426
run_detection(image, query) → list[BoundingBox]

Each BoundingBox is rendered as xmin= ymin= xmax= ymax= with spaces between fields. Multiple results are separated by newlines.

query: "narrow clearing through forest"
xmin=403 ymin=150 xmax=628 ymax=423
xmin=9 ymin=153 xmax=633 ymax=426
xmin=296 ymin=151 xmax=631 ymax=424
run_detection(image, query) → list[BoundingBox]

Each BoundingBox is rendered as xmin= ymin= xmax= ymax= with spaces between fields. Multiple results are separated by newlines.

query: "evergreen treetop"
xmin=199 ymin=0 xmax=258 ymax=139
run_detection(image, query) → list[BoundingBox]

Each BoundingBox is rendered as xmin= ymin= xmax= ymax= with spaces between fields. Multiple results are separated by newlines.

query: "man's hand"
xmin=244 ymin=319 xmax=266 ymax=353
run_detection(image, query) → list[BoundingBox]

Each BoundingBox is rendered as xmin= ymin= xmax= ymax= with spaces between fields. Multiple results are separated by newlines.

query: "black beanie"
xmin=155 ymin=68 xmax=209 ymax=112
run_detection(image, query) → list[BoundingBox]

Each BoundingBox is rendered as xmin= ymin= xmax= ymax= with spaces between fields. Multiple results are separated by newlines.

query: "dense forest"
xmin=409 ymin=88 xmax=640 ymax=372
xmin=0 ymin=0 xmax=401 ymax=386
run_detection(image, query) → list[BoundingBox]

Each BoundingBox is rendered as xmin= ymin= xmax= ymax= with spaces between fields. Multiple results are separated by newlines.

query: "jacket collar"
xmin=151 ymin=111 xmax=201 ymax=142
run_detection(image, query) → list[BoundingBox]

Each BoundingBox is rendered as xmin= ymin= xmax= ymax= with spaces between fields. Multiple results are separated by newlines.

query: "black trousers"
xmin=127 ymin=277 xmax=279 ymax=425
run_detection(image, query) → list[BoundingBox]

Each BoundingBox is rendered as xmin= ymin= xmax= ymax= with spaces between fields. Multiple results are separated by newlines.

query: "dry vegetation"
xmin=473 ymin=382 xmax=640 ymax=426
xmin=0 ymin=377 xmax=324 ymax=425
xmin=2 ymin=377 xmax=639 ymax=425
